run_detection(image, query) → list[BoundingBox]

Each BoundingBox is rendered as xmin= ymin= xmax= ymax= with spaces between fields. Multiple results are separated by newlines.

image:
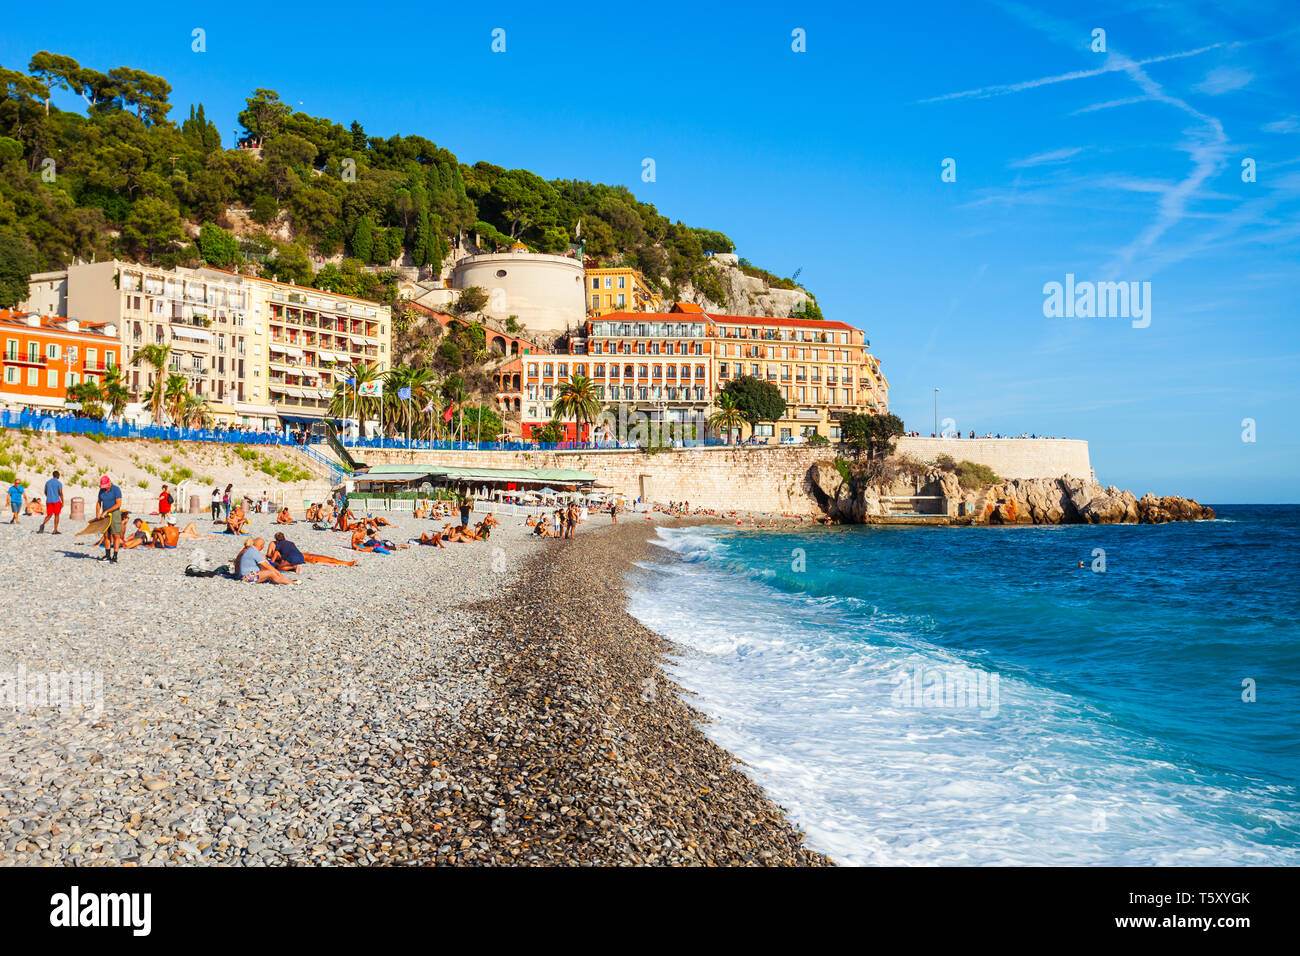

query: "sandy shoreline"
xmin=0 ymin=506 xmax=827 ymax=866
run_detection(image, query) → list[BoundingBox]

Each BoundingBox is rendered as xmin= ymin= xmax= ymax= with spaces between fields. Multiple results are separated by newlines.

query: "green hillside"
xmin=0 ymin=51 xmax=780 ymax=311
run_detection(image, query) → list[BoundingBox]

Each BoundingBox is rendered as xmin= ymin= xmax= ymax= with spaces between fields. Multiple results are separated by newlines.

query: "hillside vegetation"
xmin=0 ymin=52 xmax=806 ymax=312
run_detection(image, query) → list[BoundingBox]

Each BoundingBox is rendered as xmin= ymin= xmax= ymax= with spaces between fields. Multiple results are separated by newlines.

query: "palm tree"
xmin=180 ymin=393 xmax=213 ymax=429
xmin=66 ymin=380 xmax=105 ymax=420
xmin=708 ymin=392 xmax=745 ymax=445
xmin=327 ymin=362 xmax=383 ymax=436
xmin=130 ymin=344 xmax=171 ymax=424
xmin=442 ymin=378 xmax=468 ymax=442
xmin=384 ymin=363 xmax=435 ymax=439
xmin=102 ymin=365 xmax=130 ymax=420
xmin=552 ymin=373 xmax=603 ymax=443
xmin=164 ymin=374 xmax=188 ymax=425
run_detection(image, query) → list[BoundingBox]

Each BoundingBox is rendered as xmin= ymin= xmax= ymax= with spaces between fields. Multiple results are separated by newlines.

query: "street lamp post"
xmin=934 ymin=387 xmax=939 ymax=438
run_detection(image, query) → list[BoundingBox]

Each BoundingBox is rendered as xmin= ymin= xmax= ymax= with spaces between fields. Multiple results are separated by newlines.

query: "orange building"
xmin=0 ymin=310 xmax=121 ymax=412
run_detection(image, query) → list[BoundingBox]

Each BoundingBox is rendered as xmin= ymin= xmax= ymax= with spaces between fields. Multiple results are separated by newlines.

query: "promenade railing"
xmin=1 ymin=411 xmax=291 ymax=445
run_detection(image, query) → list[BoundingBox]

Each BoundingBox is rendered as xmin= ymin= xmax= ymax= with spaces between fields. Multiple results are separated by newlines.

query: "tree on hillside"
xmin=196 ymin=222 xmax=241 ymax=267
xmin=841 ymin=412 xmax=904 ymax=459
xmin=723 ymin=375 xmax=786 ymax=427
xmin=453 ymin=286 xmax=488 ymax=315
xmin=120 ymin=197 xmax=187 ymax=264
xmin=0 ymin=227 xmax=38 ymax=308
xmin=238 ymin=88 xmax=291 ymax=142
xmin=350 ymin=217 xmax=374 ymax=263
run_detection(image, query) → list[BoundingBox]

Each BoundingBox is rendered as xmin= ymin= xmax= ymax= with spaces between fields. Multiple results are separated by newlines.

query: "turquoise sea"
xmin=627 ymin=505 xmax=1300 ymax=865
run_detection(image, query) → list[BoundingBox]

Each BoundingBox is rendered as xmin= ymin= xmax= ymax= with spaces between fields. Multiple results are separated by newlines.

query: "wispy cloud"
xmin=1194 ymin=65 xmax=1254 ymax=95
xmin=1009 ymin=146 xmax=1085 ymax=168
xmin=917 ymin=43 xmax=1228 ymax=104
xmin=1264 ymin=114 xmax=1300 ymax=133
xmin=1071 ymin=95 xmax=1153 ymax=115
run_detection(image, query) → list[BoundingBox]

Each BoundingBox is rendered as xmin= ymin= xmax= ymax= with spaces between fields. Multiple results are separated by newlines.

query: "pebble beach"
xmin=0 ymin=505 xmax=828 ymax=866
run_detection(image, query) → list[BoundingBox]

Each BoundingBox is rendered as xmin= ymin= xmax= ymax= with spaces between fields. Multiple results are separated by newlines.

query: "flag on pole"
xmin=358 ymin=381 xmax=383 ymax=397
xmin=422 ymin=400 xmax=435 ymax=412
xmin=346 ymin=377 xmax=356 ymax=386
xmin=442 ymin=403 xmax=454 ymax=423
xmin=397 ymin=386 xmax=412 ymax=400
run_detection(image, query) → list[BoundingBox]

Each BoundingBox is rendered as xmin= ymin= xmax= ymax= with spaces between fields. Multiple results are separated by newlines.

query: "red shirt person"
xmin=158 ymin=484 xmax=174 ymax=519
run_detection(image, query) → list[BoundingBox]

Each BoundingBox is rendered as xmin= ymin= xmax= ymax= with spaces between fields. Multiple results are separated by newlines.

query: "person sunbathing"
xmin=413 ymin=505 xmax=426 ymax=519
xmin=474 ymin=520 xmax=492 ymax=541
xmin=333 ymin=508 xmax=355 ymax=532
xmin=176 ymin=522 xmax=217 ymax=540
xmin=225 ymin=505 xmax=249 ymax=534
xmin=483 ymin=513 xmax=500 ymax=529
xmin=350 ymin=526 xmax=390 ymax=554
xmin=267 ymin=532 xmax=304 ymax=571
xmin=149 ymin=522 xmax=181 ymax=549
xmin=276 ymin=507 xmax=293 ymax=525
xmin=24 ymin=497 xmax=44 ymax=516
xmin=414 ymin=531 xmax=447 ymax=548
xmin=305 ymin=503 xmax=322 ymax=522
xmin=121 ymin=516 xmax=152 ymax=548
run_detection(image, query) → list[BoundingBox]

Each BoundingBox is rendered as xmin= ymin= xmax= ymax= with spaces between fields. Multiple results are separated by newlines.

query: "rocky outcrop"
xmin=678 ymin=256 xmax=814 ymax=318
xmin=808 ymin=460 xmax=1214 ymax=525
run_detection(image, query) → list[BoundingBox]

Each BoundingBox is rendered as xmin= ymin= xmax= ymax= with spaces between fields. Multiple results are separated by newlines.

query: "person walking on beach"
xmin=38 ymin=470 xmax=63 ymax=534
xmin=7 ymin=478 xmax=26 ymax=524
xmin=222 ymin=484 xmax=233 ymax=519
xmin=158 ymin=483 xmax=174 ymax=523
xmin=459 ymin=497 xmax=472 ymax=529
xmin=211 ymin=486 xmax=222 ymax=521
xmin=96 ymin=475 xmax=123 ymax=563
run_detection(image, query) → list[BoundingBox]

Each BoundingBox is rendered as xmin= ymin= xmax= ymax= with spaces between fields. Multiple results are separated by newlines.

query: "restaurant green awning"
xmin=355 ymin=463 xmax=597 ymax=484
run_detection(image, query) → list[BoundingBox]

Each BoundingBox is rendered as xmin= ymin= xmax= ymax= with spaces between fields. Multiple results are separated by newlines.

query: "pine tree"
xmin=351 ymin=217 xmax=374 ymax=262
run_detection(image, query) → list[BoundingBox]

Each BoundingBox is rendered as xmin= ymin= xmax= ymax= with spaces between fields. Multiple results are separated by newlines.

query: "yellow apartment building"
xmin=584 ymin=266 xmax=661 ymax=316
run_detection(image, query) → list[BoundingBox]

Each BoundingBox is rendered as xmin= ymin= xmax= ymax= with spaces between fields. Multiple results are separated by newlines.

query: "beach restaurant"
xmin=350 ymin=463 xmax=600 ymax=499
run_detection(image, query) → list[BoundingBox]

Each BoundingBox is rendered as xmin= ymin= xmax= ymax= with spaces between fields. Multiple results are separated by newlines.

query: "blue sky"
xmin=3 ymin=0 xmax=1298 ymax=500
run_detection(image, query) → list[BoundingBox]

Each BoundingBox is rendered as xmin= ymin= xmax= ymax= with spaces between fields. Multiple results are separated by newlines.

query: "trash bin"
xmin=69 ymin=497 xmax=85 ymax=521
xmin=188 ymin=494 xmax=201 ymax=513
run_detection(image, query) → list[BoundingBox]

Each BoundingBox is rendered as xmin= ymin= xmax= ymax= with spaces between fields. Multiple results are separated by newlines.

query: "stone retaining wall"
xmin=355 ymin=439 xmax=1092 ymax=514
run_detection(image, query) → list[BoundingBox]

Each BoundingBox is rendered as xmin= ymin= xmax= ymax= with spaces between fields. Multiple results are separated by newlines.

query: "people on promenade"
xmin=38 ymin=471 xmax=63 ymax=534
xmin=96 ymin=475 xmax=123 ymax=562
xmin=7 ymin=478 xmax=25 ymax=524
